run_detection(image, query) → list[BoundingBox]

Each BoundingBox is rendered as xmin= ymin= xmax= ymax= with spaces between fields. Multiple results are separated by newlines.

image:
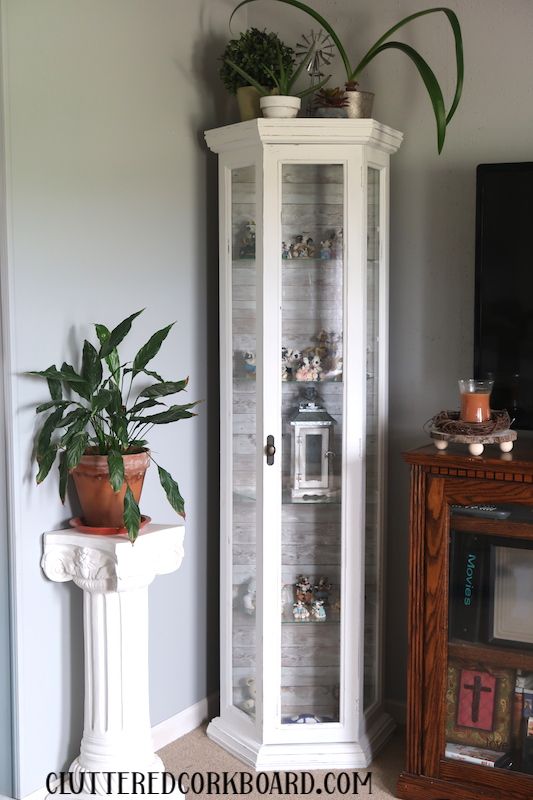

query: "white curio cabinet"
xmin=204 ymin=119 xmax=403 ymax=770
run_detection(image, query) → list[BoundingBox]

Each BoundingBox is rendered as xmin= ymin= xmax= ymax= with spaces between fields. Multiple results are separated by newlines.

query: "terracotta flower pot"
xmin=70 ymin=450 xmax=150 ymax=529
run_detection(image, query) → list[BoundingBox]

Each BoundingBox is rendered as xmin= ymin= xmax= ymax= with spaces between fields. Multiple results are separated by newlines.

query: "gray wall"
xmin=0 ymin=0 xmax=233 ymax=795
xmin=2 ymin=0 xmax=533 ymax=796
xmin=245 ymin=0 xmax=533 ymax=713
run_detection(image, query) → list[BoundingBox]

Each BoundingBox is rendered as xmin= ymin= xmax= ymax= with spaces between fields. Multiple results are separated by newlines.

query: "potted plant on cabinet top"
xmin=219 ymin=27 xmax=295 ymax=120
xmin=313 ymin=86 xmax=350 ymax=118
xmin=28 ymin=309 xmax=199 ymax=543
xmin=230 ymin=1 xmax=464 ymax=153
xmin=225 ymin=39 xmax=331 ymax=118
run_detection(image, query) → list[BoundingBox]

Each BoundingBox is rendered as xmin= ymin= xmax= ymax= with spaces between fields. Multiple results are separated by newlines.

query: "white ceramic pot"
xmin=345 ymin=90 xmax=374 ymax=119
xmin=260 ymin=95 xmax=301 ymax=119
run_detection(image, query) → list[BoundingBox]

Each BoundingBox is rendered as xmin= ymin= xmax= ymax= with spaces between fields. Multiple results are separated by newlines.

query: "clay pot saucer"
xmin=69 ymin=515 xmax=151 ymax=536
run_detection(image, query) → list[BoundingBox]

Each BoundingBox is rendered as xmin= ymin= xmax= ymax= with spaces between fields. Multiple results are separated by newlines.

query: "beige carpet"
xmin=159 ymin=725 xmax=404 ymax=799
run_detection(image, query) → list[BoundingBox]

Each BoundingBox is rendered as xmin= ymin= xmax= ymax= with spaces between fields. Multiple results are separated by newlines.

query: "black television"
xmin=474 ymin=162 xmax=533 ymax=430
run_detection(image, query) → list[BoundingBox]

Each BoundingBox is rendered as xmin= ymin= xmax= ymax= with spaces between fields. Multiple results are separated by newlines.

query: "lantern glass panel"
xmin=280 ymin=163 xmax=344 ymax=724
xmin=231 ymin=165 xmax=257 ymax=717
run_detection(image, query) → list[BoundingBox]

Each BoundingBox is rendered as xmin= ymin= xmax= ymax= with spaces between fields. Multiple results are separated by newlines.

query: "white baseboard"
xmin=152 ymin=693 xmax=218 ymax=752
xmin=17 ymin=694 xmax=218 ymax=800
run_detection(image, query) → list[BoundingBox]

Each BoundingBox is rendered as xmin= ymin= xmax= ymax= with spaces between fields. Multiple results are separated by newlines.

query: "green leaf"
xmin=130 ymin=402 xmax=199 ymax=424
xmin=111 ymin=413 xmax=128 ymax=447
xmin=58 ymin=452 xmax=68 ymax=503
xmin=60 ymin=362 xmax=90 ymax=400
xmin=36 ymin=446 xmax=57 ymax=484
xmin=128 ymin=439 xmax=148 ymax=450
xmin=99 ymin=310 xmax=144 ymax=358
xmin=81 ymin=340 xmax=103 ymax=394
xmin=132 ymin=323 xmax=174 ymax=376
xmin=157 ymin=465 xmax=185 ymax=518
xmin=139 ymin=378 xmax=189 ymax=398
xmin=44 ymin=363 xmax=63 ymax=402
xmin=92 ymin=388 xmax=113 ymax=413
xmin=143 ymin=368 xmax=164 ymax=382
xmin=37 ymin=407 xmax=64 ymax=457
xmin=66 ymin=431 xmax=89 ymax=470
xmin=224 ymin=58 xmax=270 ymax=96
xmin=36 ymin=400 xmax=71 ymax=414
xmin=60 ymin=414 xmax=90 ymax=446
xmin=123 ymin=486 xmax=141 ymax=543
xmin=95 ymin=323 xmax=121 ymax=385
xmin=107 ymin=450 xmax=125 ymax=493
xmin=127 ymin=398 xmax=164 ymax=415
xmin=27 ymin=367 xmax=86 ymax=384
xmin=368 ymin=41 xmax=446 ymax=152
xmin=58 ymin=407 xmax=88 ymax=428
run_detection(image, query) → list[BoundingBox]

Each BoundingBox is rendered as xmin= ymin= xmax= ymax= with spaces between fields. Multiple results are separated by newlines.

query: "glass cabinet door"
xmin=364 ymin=166 xmax=382 ymax=710
xmin=230 ymin=165 xmax=257 ymax=717
xmin=445 ymin=505 xmax=533 ymax=775
xmin=279 ymin=163 xmax=344 ymax=724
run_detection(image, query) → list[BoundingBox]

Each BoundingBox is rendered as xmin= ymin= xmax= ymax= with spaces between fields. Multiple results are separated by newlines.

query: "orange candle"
xmin=458 ymin=379 xmax=494 ymax=423
xmin=460 ymin=391 xmax=491 ymax=422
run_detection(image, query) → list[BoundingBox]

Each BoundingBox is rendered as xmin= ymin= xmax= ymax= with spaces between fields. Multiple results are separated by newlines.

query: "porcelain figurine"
xmin=292 ymin=600 xmax=310 ymax=621
xmin=295 ymin=574 xmax=313 ymax=604
xmin=238 ymin=220 xmax=256 ymax=259
xmin=305 ymin=237 xmax=316 ymax=258
xmin=319 ymin=239 xmax=332 ymax=259
xmin=310 ymin=599 xmax=326 ymax=620
xmin=243 ymin=351 xmax=256 ymax=376
xmin=243 ymin=577 xmax=256 ymax=615
xmin=281 ymin=241 xmax=292 ymax=259
xmin=291 ymin=234 xmax=308 ymax=258
xmin=314 ymin=576 xmax=332 ymax=605
xmin=240 ymin=677 xmax=256 ymax=714
xmin=332 ymin=227 xmax=343 ymax=259
xmin=295 ymin=354 xmax=322 ymax=382
xmin=283 ymin=349 xmax=302 ymax=380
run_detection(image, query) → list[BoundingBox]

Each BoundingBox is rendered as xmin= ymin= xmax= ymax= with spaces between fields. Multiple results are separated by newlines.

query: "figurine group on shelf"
xmin=282 ymin=330 xmax=343 ymax=383
xmin=282 ymin=228 xmax=343 ymax=261
xmin=238 ymin=330 xmax=342 ymax=383
xmin=292 ymin=575 xmax=331 ymax=621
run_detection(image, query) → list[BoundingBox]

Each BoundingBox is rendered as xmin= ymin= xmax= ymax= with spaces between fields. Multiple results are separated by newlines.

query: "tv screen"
xmin=474 ymin=163 xmax=533 ymax=430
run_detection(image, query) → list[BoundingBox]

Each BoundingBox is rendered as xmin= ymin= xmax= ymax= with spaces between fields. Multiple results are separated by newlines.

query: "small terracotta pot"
xmin=70 ymin=450 xmax=150 ymax=529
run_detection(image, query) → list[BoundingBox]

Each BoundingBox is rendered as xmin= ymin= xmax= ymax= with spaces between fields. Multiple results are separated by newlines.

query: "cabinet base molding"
xmin=207 ymin=712 xmax=395 ymax=771
xmin=397 ymin=771 xmax=528 ymax=800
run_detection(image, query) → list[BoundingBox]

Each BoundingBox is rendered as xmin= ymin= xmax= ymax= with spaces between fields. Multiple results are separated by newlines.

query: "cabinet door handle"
xmin=266 ymin=435 xmax=276 ymax=465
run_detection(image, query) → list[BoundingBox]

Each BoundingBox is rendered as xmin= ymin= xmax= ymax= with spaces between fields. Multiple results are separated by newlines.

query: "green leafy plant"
xmin=219 ymin=27 xmax=295 ymax=95
xmin=226 ymin=40 xmax=330 ymax=99
xmin=314 ymin=86 xmax=349 ymax=108
xmin=230 ymin=2 xmax=464 ymax=153
xmin=27 ymin=309 xmax=199 ymax=543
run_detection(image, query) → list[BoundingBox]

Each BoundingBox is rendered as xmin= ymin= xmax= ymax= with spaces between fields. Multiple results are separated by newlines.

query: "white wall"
xmin=0 ymin=0 xmax=235 ymax=795
xmin=245 ymin=0 xmax=533 ymax=711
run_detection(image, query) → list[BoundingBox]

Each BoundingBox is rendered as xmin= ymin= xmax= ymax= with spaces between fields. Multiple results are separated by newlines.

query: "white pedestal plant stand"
xmin=41 ymin=524 xmax=184 ymax=798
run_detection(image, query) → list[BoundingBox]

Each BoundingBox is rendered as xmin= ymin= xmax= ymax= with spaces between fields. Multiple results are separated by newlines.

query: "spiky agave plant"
xmin=230 ymin=1 xmax=464 ymax=153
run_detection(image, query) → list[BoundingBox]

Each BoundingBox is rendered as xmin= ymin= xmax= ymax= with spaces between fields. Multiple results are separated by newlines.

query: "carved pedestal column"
xmin=41 ymin=524 xmax=184 ymax=797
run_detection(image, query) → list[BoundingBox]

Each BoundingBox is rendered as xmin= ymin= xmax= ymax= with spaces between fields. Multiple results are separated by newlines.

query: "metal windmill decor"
xmin=295 ymin=29 xmax=334 ymax=113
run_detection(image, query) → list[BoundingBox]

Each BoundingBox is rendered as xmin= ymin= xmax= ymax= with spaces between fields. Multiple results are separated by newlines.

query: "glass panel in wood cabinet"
xmin=231 ymin=165 xmax=257 ymax=717
xmin=446 ymin=511 xmax=533 ymax=775
xmin=364 ymin=166 xmax=381 ymax=710
xmin=280 ymin=163 xmax=343 ymax=724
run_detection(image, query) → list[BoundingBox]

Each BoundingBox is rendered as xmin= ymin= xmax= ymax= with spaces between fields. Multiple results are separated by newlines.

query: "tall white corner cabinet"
xmin=204 ymin=119 xmax=403 ymax=771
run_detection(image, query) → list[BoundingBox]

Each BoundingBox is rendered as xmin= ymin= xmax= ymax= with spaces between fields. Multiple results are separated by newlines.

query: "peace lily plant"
xmin=28 ymin=310 xmax=199 ymax=543
xmin=230 ymin=1 xmax=464 ymax=153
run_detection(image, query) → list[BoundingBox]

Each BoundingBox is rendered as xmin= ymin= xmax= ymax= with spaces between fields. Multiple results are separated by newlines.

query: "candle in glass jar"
xmin=458 ymin=379 xmax=494 ymax=423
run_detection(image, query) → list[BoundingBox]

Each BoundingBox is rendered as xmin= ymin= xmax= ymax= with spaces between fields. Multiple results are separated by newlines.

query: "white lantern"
xmin=290 ymin=393 xmax=337 ymax=500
